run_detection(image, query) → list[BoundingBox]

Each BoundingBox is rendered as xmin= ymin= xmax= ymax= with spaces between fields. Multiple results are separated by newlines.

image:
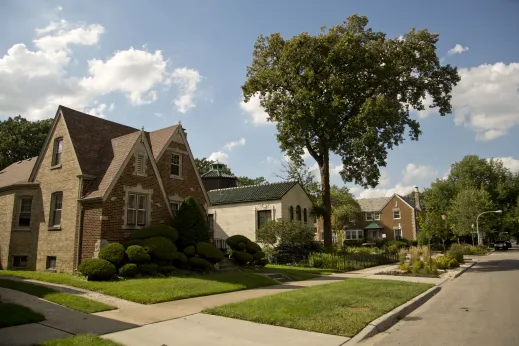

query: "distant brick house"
xmin=316 ymin=187 xmax=422 ymax=242
xmin=0 ymin=106 xmax=208 ymax=273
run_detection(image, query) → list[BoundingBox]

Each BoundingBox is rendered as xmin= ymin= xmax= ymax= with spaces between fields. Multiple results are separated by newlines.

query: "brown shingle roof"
xmin=149 ymin=125 xmax=179 ymax=159
xmin=357 ymin=197 xmax=392 ymax=212
xmin=0 ymin=157 xmax=38 ymax=189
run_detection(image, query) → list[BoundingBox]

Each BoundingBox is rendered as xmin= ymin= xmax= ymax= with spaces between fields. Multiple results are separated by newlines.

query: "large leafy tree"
xmin=0 ymin=116 xmax=53 ymax=169
xmin=241 ymin=15 xmax=460 ymax=246
xmin=330 ymin=185 xmax=361 ymax=231
xmin=236 ymin=176 xmax=267 ymax=186
xmin=274 ymin=160 xmax=321 ymax=204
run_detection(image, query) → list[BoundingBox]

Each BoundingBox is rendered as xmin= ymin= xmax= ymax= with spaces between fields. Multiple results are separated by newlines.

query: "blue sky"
xmin=1 ymin=0 xmax=519 ymax=197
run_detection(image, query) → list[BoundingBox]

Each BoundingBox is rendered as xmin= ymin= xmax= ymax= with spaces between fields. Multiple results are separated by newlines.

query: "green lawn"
xmin=258 ymin=264 xmax=339 ymax=281
xmin=0 ymin=278 xmax=114 ymax=313
xmin=0 ymin=271 xmax=278 ymax=304
xmin=37 ymin=334 xmax=123 ymax=346
xmin=0 ymin=302 xmax=45 ymax=328
xmin=205 ymin=278 xmax=433 ymax=337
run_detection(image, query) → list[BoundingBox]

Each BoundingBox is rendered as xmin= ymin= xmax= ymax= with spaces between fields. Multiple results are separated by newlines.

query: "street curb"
xmin=453 ymin=261 xmax=476 ymax=279
xmin=347 ymin=286 xmax=441 ymax=344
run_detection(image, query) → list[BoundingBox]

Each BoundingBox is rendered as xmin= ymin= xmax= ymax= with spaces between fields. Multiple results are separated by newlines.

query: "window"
xmin=289 ymin=206 xmax=294 ymax=220
xmin=50 ymin=192 xmax=63 ymax=227
xmin=46 ymin=256 xmax=56 ymax=270
xmin=171 ymin=153 xmax=181 ymax=177
xmin=373 ymin=212 xmax=380 ymax=220
xmin=170 ymin=202 xmax=180 ymax=218
xmin=18 ymin=198 xmax=32 ymax=227
xmin=296 ymin=205 xmax=301 ymax=221
xmin=13 ymin=255 xmax=28 ymax=269
xmin=136 ymin=153 xmax=146 ymax=174
xmin=303 ymin=208 xmax=308 ymax=224
xmin=365 ymin=212 xmax=380 ymax=221
xmin=208 ymin=214 xmax=214 ymax=237
xmin=127 ymin=193 xmax=148 ymax=226
xmin=365 ymin=213 xmax=373 ymax=221
xmin=394 ymin=228 xmax=402 ymax=240
xmin=345 ymin=230 xmax=363 ymax=241
xmin=52 ymin=137 xmax=63 ymax=166
xmin=393 ymin=209 xmax=401 ymax=219
xmin=257 ymin=210 xmax=272 ymax=229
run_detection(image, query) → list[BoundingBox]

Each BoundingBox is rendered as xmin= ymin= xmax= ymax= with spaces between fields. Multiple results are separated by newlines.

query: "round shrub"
xmin=399 ymin=263 xmax=410 ymax=272
xmin=237 ymin=242 xmax=247 ymax=251
xmin=118 ymin=263 xmax=138 ymax=278
xmin=435 ymin=256 xmax=450 ymax=270
xmin=446 ymin=249 xmax=464 ymax=264
xmin=158 ymin=265 xmax=176 ymax=274
xmin=255 ymin=258 xmax=269 ymax=267
xmin=78 ymin=259 xmax=116 ymax=281
xmin=183 ymin=246 xmax=196 ymax=257
xmin=188 ymin=257 xmax=213 ymax=272
xmin=246 ymin=241 xmax=262 ymax=254
xmin=448 ymin=258 xmax=460 ymax=268
xmin=99 ymin=243 xmax=126 ymax=267
xmin=129 ymin=225 xmax=179 ymax=242
xmin=175 ymin=252 xmax=188 ymax=265
xmin=123 ymin=239 xmax=144 ymax=249
xmin=142 ymin=237 xmax=178 ymax=262
xmin=232 ymin=251 xmax=253 ymax=265
xmin=139 ymin=263 xmax=159 ymax=276
xmin=196 ymin=242 xmax=225 ymax=264
xmin=226 ymin=235 xmax=251 ymax=249
xmin=254 ymin=251 xmax=266 ymax=260
xmin=126 ymin=245 xmax=151 ymax=264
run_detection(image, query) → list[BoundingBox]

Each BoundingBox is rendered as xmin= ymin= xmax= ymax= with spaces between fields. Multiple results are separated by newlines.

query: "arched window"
xmin=289 ymin=206 xmax=294 ymax=220
xmin=296 ymin=205 xmax=302 ymax=221
xmin=303 ymin=208 xmax=307 ymax=223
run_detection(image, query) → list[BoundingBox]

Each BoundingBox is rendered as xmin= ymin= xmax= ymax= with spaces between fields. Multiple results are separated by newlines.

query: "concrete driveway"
xmin=364 ymin=245 xmax=519 ymax=346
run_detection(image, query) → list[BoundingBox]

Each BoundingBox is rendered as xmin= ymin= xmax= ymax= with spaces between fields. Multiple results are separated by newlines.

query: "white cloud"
xmin=223 ymin=138 xmax=246 ymax=151
xmin=302 ymin=148 xmax=312 ymax=160
xmin=402 ymin=163 xmax=438 ymax=185
xmin=170 ymin=68 xmax=202 ymax=113
xmin=208 ymin=151 xmax=229 ymax=164
xmin=417 ymin=62 xmax=519 ymax=141
xmin=357 ymin=184 xmax=415 ymax=199
xmin=448 ymin=44 xmax=469 ymax=55
xmin=83 ymin=102 xmax=115 ymax=118
xmin=240 ymin=93 xmax=271 ymax=126
xmin=34 ymin=20 xmax=104 ymax=53
xmin=379 ymin=171 xmax=390 ymax=187
xmin=154 ymin=112 xmax=163 ymax=117
xmin=331 ymin=164 xmax=343 ymax=176
xmin=490 ymin=157 xmax=519 ymax=173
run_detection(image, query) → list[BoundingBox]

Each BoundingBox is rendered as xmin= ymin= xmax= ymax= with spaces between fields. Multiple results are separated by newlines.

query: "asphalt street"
xmin=367 ymin=245 xmax=519 ymax=346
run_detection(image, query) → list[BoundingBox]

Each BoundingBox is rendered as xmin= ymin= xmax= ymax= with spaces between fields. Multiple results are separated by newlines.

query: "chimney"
xmin=413 ymin=186 xmax=421 ymax=210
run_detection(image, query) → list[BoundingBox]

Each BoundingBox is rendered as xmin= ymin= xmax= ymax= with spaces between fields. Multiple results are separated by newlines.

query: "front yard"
xmin=254 ymin=264 xmax=339 ymax=281
xmin=0 ymin=270 xmax=278 ymax=304
xmin=205 ymin=278 xmax=432 ymax=337
xmin=36 ymin=334 xmax=123 ymax=346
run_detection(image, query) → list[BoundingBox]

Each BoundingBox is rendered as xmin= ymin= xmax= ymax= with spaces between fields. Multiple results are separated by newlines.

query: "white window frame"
xmin=373 ymin=212 xmax=380 ymax=220
xmin=17 ymin=197 xmax=32 ymax=228
xmin=49 ymin=192 xmax=63 ymax=228
xmin=365 ymin=213 xmax=373 ymax=221
xmin=170 ymin=153 xmax=182 ymax=178
xmin=365 ymin=212 xmax=380 ymax=221
xmin=393 ymin=208 xmax=401 ymax=220
xmin=394 ymin=228 xmax=402 ymax=239
xmin=52 ymin=137 xmax=63 ymax=167
xmin=12 ymin=255 xmax=28 ymax=269
xmin=127 ymin=193 xmax=148 ymax=227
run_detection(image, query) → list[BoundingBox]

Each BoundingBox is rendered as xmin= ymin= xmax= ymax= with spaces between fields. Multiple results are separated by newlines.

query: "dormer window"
xmin=171 ymin=153 xmax=181 ymax=178
xmin=52 ymin=137 xmax=63 ymax=166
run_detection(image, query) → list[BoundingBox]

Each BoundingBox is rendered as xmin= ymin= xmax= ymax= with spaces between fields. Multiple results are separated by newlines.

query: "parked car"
xmin=494 ymin=240 xmax=508 ymax=251
xmin=505 ymin=240 xmax=512 ymax=248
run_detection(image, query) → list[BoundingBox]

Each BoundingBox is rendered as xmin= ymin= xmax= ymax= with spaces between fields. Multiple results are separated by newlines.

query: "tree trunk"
xmin=319 ymin=151 xmax=332 ymax=249
xmin=442 ymin=239 xmax=446 ymax=254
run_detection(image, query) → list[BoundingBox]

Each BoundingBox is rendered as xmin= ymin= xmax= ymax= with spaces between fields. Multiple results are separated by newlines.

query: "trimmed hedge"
xmin=254 ymin=251 xmax=266 ymax=260
xmin=237 ymin=242 xmax=247 ymax=251
xmin=175 ymin=252 xmax=188 ymax=265
xmin=188 ymin=257 xmax=213 ymax=271
xmin=142 ymin=237 xmax=178 ymax=263
xmin=99 ymin=243 xmax=126 ymax=267
xmin=158 ymin=265 xmax=176 ymax=274
xmin=226 ymin=235 xmax=251 ymax=249
xmin=196 ymin=242 xmax=225 ymax=264
xmin=118 ymin=263 xmax=138 ymax=278
xmin=246 ymin=241 xmax=262 ymax=254
xmin=78 ymin=259 xmax=116 ymax=281
xmin=139 ymin=263 xmax=159 ymax=276
xmin=232 ymin=251 xmax=253 ymax=265
xmin=126 ymin=245 xmax=151 ymax=264
xmin=129 ymin=225 xmax=179 ymax=242
xmin=255 ymin=258 xmax=269 ymax=267
xmin=172 ymin=197 xmax=210 ymax=250
xmin=183 ymin=246 xmax=196 ymax=257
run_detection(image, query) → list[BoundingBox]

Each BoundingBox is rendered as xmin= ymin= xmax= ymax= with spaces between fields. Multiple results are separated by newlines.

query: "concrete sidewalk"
xmin=0 ymin=287 xmax=137 ymax=346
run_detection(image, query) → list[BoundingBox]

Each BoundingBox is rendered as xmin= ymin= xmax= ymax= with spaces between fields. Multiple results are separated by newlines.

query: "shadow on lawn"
xmin=1 ymin=275 xmax=87 ymax=295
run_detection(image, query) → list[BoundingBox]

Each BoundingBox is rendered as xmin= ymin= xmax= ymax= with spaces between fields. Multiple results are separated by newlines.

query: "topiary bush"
xmin=172 ymin=196 xmax=210 ymax=250
xmin=99 ymin=243 xmax=126 ymax=267
xmin=175 ymin=252 xmax=188 ymax=268
xmin=142 ymin=237 xmax=178 ymax=263
xmin=118 ymin=263 xmax=138 ymax=278
xmin=255 ymin=258 xmax=269 ymax=267
xmin=123 ymin=239 xmax=144 ymax=249
xmin=129 ymin=225 xmax=179 ymax=242
xmin=226 ymin=235 xmax=251 ymax=249
xmin=158 ymin=265 xmax=176 ymax=274
xmin=196 ymin=242 xmax=225 ymax=264
xmin=139 ymin=263 xmax=159 ymax=276
xmin=78 ymin=259 xmax=116 ymax=281
xmin=246 ymin=241 xmax=262 ymax=254
xmin=183 ymin=246 xmax=196 ymax=257
xmin=232 ymin=251 xmax=254 ymax=265
xmin=254 ymin=251 xmax=266 ymax=260
xmin=188 ymin=257 xmax=213 ymax=272
xmin=237 ymin=242 xmax=247 ymax=251
xmin=126 ymin=245 xmax=151 ymax=264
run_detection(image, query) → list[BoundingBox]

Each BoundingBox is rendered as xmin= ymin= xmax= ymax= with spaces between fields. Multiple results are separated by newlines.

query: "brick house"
xmin=316 ymin=187 xmax=422 ymax=242
xmin=0 ymin=106 xmax=208 ymax=273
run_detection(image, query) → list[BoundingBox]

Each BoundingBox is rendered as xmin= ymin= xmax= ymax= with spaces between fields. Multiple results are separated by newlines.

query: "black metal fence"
xmin=213 ymin=238 xmax=230 ymax=252
xmin=308 ymin=251 xmax=398 ymax=271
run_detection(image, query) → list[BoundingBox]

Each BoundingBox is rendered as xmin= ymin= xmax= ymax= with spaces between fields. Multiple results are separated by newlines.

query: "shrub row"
xmin=225 ymin=235 xmax=268 ymax=267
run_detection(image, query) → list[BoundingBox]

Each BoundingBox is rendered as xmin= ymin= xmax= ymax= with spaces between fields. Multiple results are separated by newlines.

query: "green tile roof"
xmin=364 ymin=222 xmax=384 ymax=229
xmin=201 ymin=170 xmax=236 ymax=179
xmin=208 ymin=181 xmax=298 ymax=205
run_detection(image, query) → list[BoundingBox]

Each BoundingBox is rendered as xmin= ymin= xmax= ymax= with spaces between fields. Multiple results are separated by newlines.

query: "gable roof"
xmin=149 ymin=125 xmax=179 ymax=159
xmin=201 ymin=170 xmax=236 ymax=179
xmin=208 ymin=181 xmax=298 ymax=205
xmin=0 ymin=157 xmax=38 ymax=189
xmin=357 ymin=197 xmax=392 ymax=212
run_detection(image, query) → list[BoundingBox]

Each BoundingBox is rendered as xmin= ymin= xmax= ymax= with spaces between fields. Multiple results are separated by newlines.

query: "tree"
xmin=194 ymin=157 xmax=267 ymax=186
xmin=241 ymin=15 xmax=460 ymax=247
xmin=171 ymin=196 xmax=209 ymax=250
xmin=448 ymin=188 xmax=493 ymax=244
xmin=0 ymin=116 xmax=53 ymax=169
xmin=236 ymin=176 xmax=268 ymax=186
xmin=422 ymin=178 xmax=457 ymax=215
xmin=274 ymin=160 xmax=321 ymax=204
xmin=418 ymin=211 xmax=451 ymax=252
xmin=330 ymin=185 xmax=361 ymax=231
xmin=256 ymin=219 xmax=315 ymax=247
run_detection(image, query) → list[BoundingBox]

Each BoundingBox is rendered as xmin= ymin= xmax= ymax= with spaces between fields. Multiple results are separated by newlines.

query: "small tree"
xmin=256 ymin=219 xmax=316 ymax=247
xmin=418 ymin=211 xmax=451 ymax=253
xmin=172 ymin=196 xmax=209 ymax=250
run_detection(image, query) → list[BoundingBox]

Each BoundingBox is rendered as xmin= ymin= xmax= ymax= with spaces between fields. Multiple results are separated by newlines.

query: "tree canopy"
xmin=242 ymin=15 xmax=460 ymax=246
xmin=0 ymin=116 xmax=53 ymax=169
xmin=194 ymin=157 xmax=268 ymax=187
xmin=275 ymin=160 xmax=321 ymax=205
